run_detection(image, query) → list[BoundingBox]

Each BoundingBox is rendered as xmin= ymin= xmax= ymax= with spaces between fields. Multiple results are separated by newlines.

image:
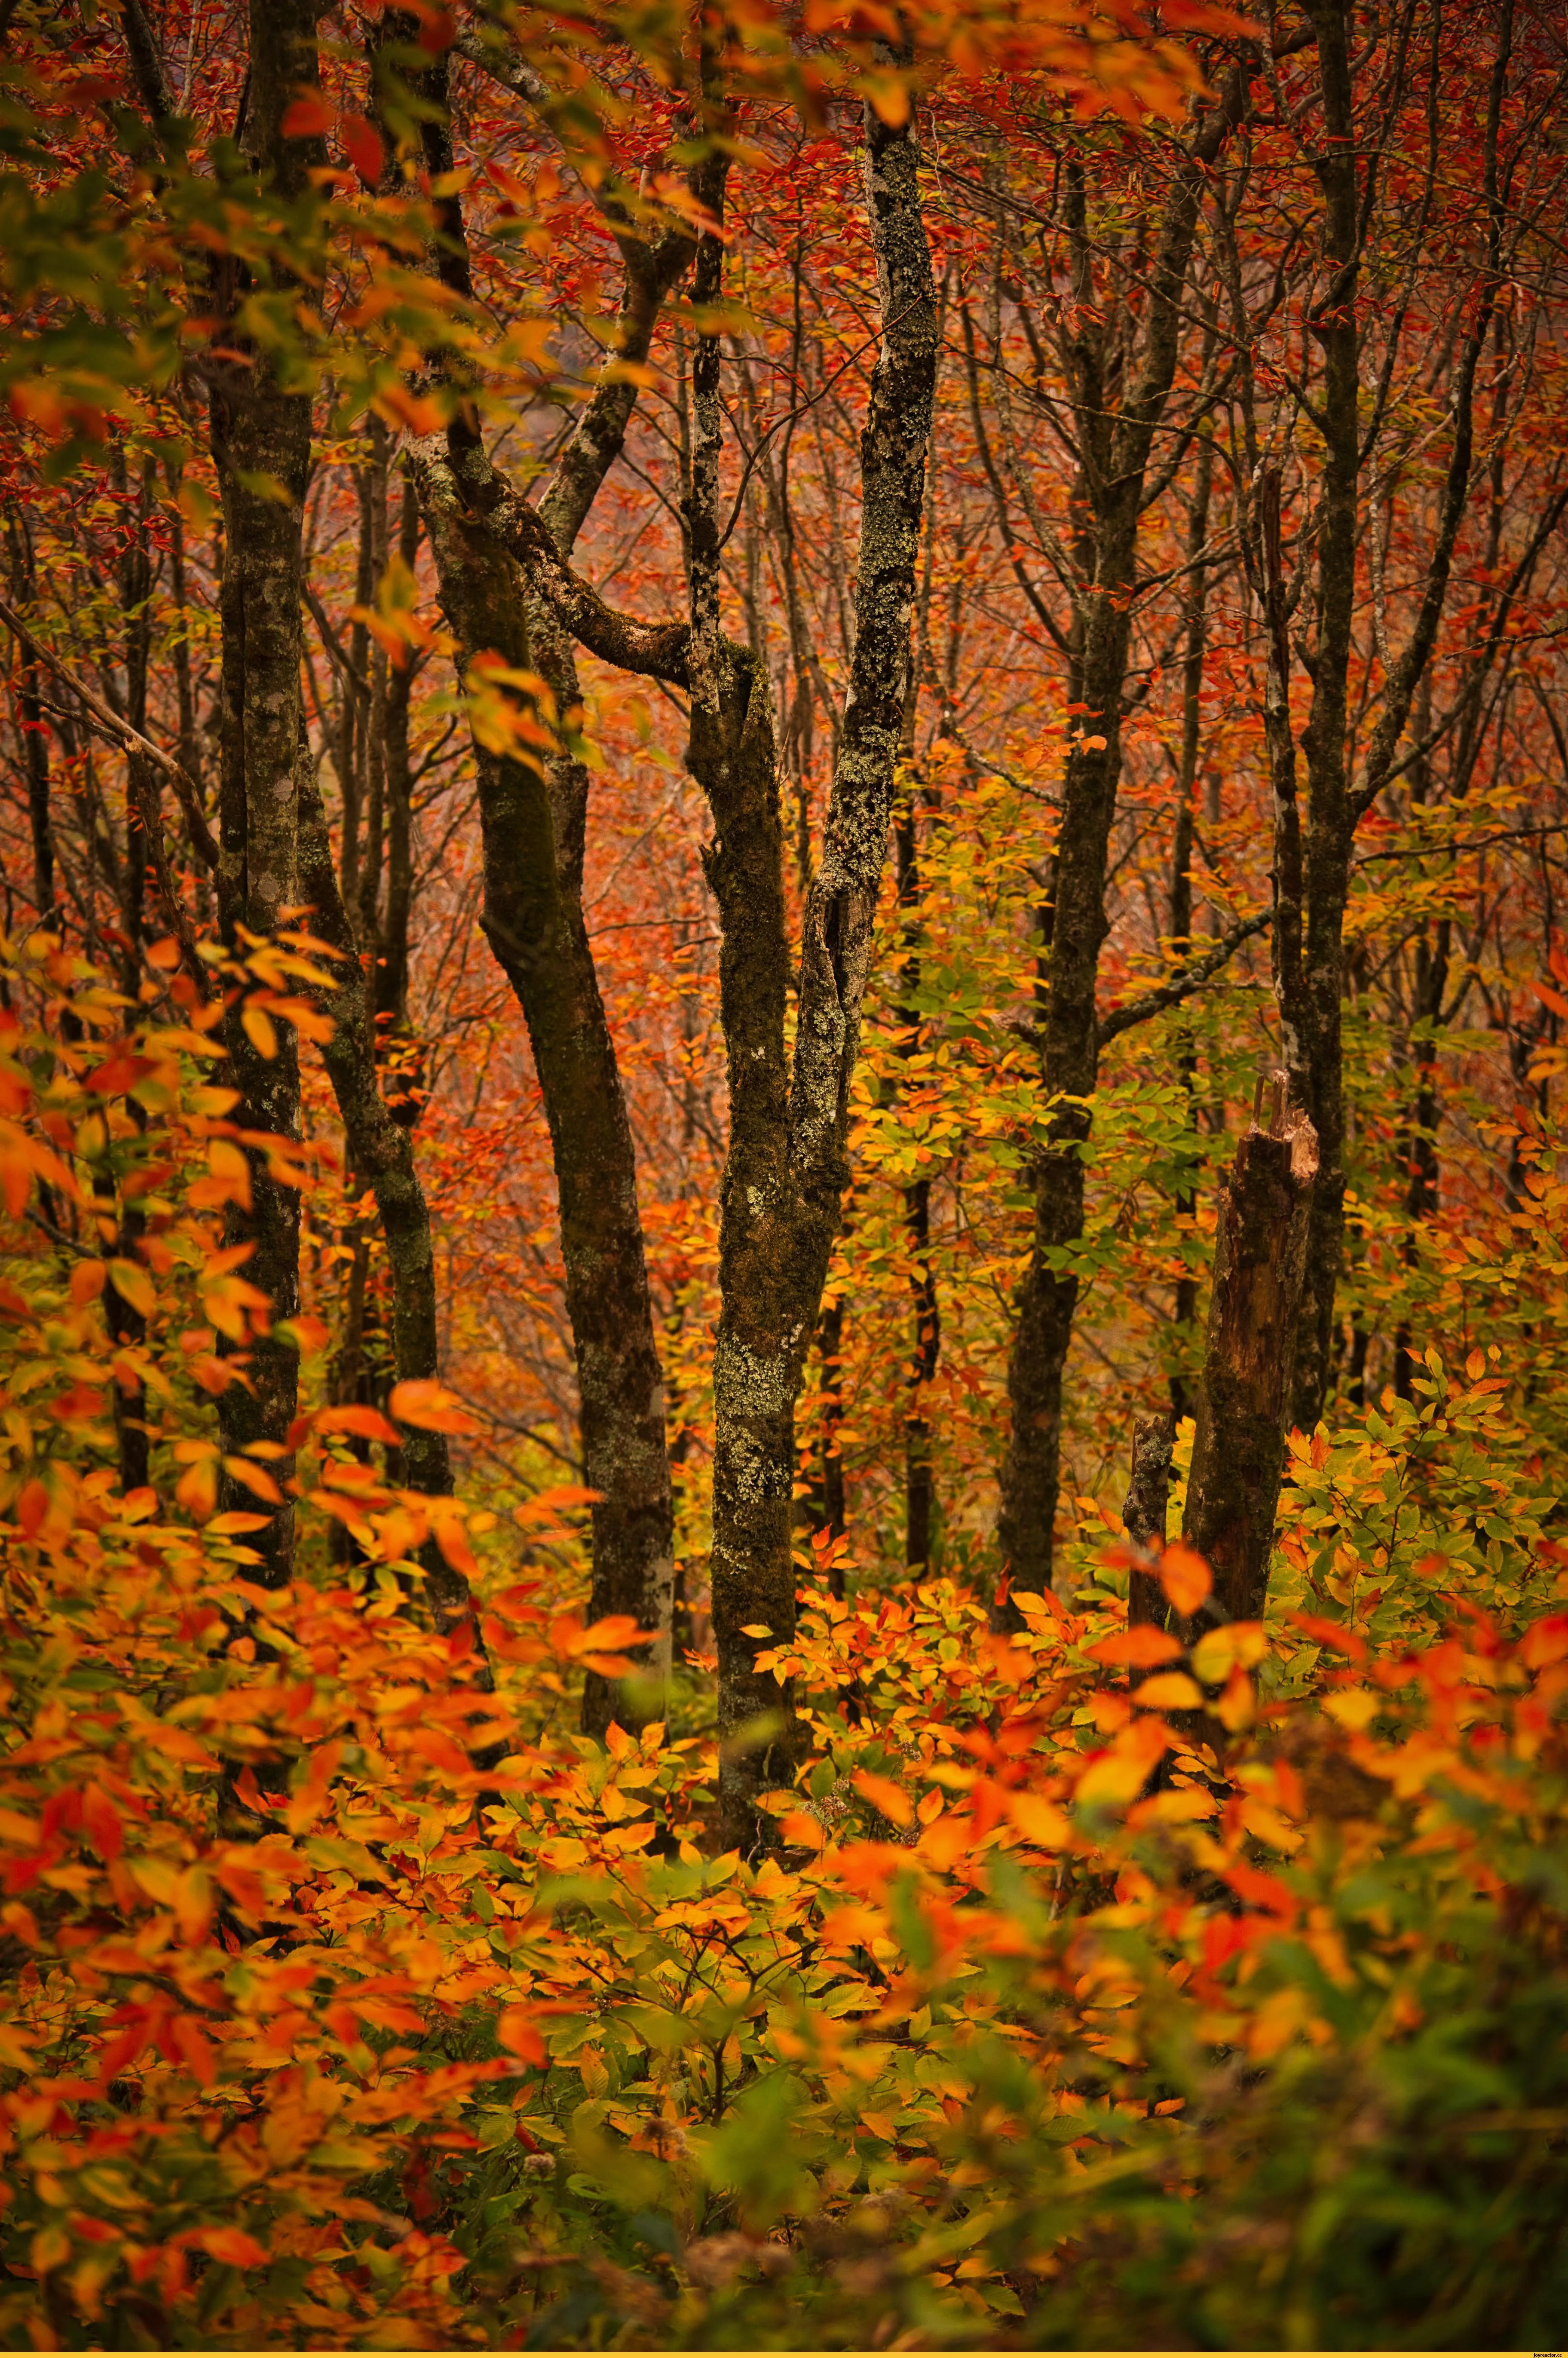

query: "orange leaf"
xmin=15 ymin=1479 xmax=47 ymax=1540
xmin=431 ymin=1512 xmax=478 ymax=1579
xmin=1159 ymin=1543 xmax=1211 ymax=1617
xmin=1133 ymin=1670 xmax=1204 ymax=1712
xmin=81 ymin=1783 xmax=122 ymax=1864
xmin=389 ymin=1378 xmax=478 ymax=1433
xmin=315 ymin=1403 xmax=401 ymax=1445
xmin=1090 ymin=1625 xmax=1183 ymax=1668
xmin=851 ymin=1770 xmax=913 ymax=1828
xmin=497 ymin=2006 xmax=545 ymax=2065
xmin=222 ymin=1455 xmax=283 ymax=1505
xmin=190 ymin=2226 xmax=266 ymax=2269
xmin=170 ymin=2015 xmax=217 ymax=2089
xmin=1519 ymin=1613 xmax=1568 ymax=1669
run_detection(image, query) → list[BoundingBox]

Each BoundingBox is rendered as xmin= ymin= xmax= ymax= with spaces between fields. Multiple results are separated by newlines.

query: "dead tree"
xmin=1181 ymin=1073 xmax=1318 ymax=1626
xmin=1123 ymin=1411 xmax=1176 ymax=1631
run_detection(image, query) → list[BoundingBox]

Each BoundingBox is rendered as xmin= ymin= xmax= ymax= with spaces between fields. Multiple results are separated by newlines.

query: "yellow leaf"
xmin=1322 ymin=1687 xmax=1379 ymax=1732
xmin=1008 ymin=1790 xmax=1072 ymax=1848
xmin=1137 ymin=1783 xmax=1217 ymax=1823
xmin=107 ymin=1257 xmax=155 ymax=1320
xmin=1190 ymin=1620 xmax=1267 ymax=1684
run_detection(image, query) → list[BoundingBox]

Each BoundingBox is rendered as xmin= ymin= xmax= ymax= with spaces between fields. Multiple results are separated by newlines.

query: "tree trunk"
xmin=438 ymin=71 xmax=936 ymax=1844
xmin=707 ymin=88 xmax=937 ymax=1848
xmin=1182 ymin=1080 xmax=1318 ymax=1626
xmin=406 ymin=49 xmax=683 ymax=1736
xmin=207 ymin=0 xmax=323 ymax=1585
xmin=996 ymin=69 xmax=1249 ymax=1611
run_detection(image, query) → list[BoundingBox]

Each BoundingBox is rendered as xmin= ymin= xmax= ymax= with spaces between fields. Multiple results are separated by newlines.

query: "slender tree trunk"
xmin=1169 ymin=428 xmax=1212 ymax=1419
xmin=815 ymin=1289 xmax=847 ymax=1588
xmin=996 ymin=70 xmax=1249 ymax=1612
xmin=295 ymin=760 xmax=492 ymax=1642
xmin=1287 ymin=0 xmax=1509 ymax=1430
xmin=207 ymin=0 xmax=324 ymax=1583
xmin=111 ymin=464 xmax=156 ymax=1494
xmin=894 ymin=789 xmax=940 ymax=1571
xmin=376 ymin=475 xmax=421 ymax=1035
xmin=1287 ymin=0 xmax=1360 ymax=1434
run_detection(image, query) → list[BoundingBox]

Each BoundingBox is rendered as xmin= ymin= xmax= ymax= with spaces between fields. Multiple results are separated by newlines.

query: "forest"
xmin=0 ymin=0 xmax=1566 ymax=2344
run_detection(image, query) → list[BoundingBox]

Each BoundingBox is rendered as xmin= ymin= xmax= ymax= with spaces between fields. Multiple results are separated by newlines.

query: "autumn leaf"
xmin=1090 ymin=1625 xmax=1183 ymax=1668
xmin=851 ymin=1770 xmax=913 ymax=1827
xmin=1159 ymin=1543 xmax=1212 ymax=1618
xmin=389 ymin=1379 xmax=478 ymax=1433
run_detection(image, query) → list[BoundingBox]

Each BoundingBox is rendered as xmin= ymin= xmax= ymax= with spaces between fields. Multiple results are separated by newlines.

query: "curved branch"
xmin=1096 ymin=910 xmax=1271 ymax=1049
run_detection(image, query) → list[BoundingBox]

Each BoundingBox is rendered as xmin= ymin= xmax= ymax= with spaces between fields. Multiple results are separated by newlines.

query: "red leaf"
xmin=281 ymin=93 xmax=331 ymax=139
xmin=81 ymin=1784 xmax=122 ymax=1864
xmin=1287 ymin=1613 xmax=1367 ymax=1661
xmin=341 ymin=113 xmax=385 ymax=186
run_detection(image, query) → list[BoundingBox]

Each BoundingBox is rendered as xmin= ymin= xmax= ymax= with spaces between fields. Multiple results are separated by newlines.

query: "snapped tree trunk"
xmin=1123 ymin=1411 xmax=1176 ymax=1631
xmin=1182 ymin=1078 xmax=1318 ymax=1626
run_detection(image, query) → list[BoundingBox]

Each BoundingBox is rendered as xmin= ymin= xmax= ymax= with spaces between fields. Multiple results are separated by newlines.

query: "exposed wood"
xmin=1182 ymin=1074 xmax=1319 ymax=1627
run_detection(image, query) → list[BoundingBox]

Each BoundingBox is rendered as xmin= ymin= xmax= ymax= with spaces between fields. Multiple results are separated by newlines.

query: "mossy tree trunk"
xmin=206 ymin=0 xmax=325 ymax=1585
xmin=407 ymin=44 xmax=683 ymax=1733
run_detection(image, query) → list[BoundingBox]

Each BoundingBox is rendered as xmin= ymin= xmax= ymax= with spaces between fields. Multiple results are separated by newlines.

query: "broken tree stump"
xmin=1124 ymin=1411 xmax=1176 ymax=1629
xmin=1181 ymin=1071 xmax=1319 ymax=1627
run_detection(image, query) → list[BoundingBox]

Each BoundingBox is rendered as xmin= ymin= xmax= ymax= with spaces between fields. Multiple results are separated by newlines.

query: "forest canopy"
xmin=0 ymin=0 xmax=1566 ymax=2346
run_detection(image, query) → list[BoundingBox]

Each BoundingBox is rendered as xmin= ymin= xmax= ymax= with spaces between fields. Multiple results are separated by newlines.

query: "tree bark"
xmin=207 ymin=0 xmax=323 ymax=1584
xmin=442 ymin=74 xmax=936 ymax=1842
xmin=704 ymin=86 xmax=937 ymax=1847
xmin=406 ymin=47 xmax=687 ymax=1732
xmin=1182 ymin=1080 xmax=1318 ymax=1626
xmin=996 ymin=69 xmax=1250 ymax=1611
xmin=416 ymin=473 xmax=677 ymax=1725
